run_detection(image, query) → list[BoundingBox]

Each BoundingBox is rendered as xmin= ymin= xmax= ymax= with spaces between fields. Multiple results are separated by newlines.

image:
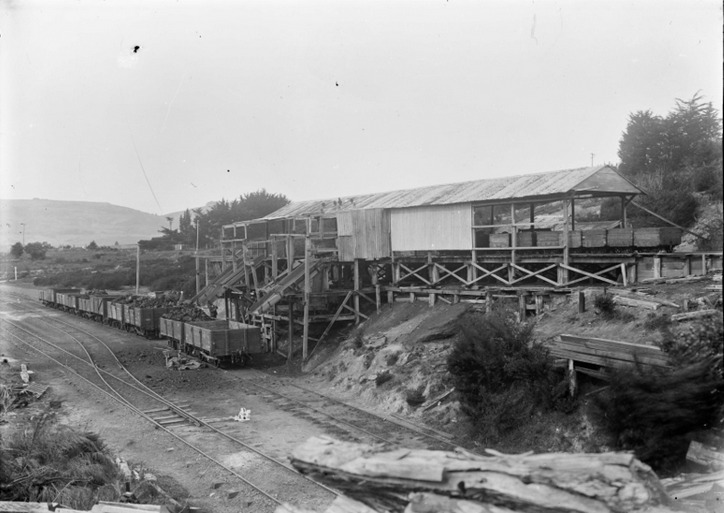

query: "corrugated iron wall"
xmin=391 ymin=204 xmax=473 ymax=251
xmin=336 ymin=209 xmax=390 ymax=261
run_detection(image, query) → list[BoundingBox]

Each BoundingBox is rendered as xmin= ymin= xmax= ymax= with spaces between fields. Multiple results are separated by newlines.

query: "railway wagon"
xmin=180 ymin=320 xmax=263 ymax=366
xmin=159 ymin=317 xmax=185 ymax=344
xmin=57 ymin=292 xmax=86 ymax=313
xmin=107 ymin=301 xmax=125 ymax=329
xmin=39 ymin=288 xmax=81 ymax=307
xmin=126 ymin=307 xmax=169 ymax=338
xmin=80 ymin=294 xmax=118 ymax=322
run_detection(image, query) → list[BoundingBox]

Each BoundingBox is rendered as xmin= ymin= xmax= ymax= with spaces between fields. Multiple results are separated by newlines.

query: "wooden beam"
xmin=354 ymin=259 xmax=361 ymax=324
xmin=303 ymin=223 xmax=311 ymax=361
xmin=631 ymin=201 xmax=708 ymax=239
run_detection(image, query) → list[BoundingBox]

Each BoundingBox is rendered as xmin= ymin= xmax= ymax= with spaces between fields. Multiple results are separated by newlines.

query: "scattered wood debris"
xmin=671 ymin=309 xmax=720 ymax=322
xmin=278 ymin=436 xmax=678 ymax=513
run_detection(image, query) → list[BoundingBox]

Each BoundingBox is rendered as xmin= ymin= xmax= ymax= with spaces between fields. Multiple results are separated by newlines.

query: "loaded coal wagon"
xmin=180 ymin=320 xmax=264 ymax=367
xmin=39 ymin=288 xmax=81 ymax=308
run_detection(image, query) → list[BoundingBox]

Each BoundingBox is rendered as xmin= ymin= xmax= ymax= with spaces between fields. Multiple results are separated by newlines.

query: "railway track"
xmin=1 ymin=287 xmax=473 ymax=508
xmin=0 ymin=292 xmax=339 ymax=510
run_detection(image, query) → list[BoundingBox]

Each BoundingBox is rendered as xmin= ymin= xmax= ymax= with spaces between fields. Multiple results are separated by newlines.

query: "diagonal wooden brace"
xmin=399 ymin=262 xmax=432 ymax=285
xmin=509 ymin=263 xmax=559 ymax=287
xmin=560 ymin=263 xmax=621 ymax=287
xmin=469 ymin=262 xmax=510 ymax=286
xmin=433 ymin=263 xmax=469 ymax=285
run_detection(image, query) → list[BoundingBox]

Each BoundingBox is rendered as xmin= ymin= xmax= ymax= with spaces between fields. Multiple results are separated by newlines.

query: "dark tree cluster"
xmin=605 ymin=94 xmax=723 ymax=236
xmin=141 ymin=189 xmax=289 ymax=250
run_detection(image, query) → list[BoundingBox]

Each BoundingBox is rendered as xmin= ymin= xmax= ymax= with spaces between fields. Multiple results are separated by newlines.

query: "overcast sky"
xmin=1 ymin=0 xmax=721 ymax=215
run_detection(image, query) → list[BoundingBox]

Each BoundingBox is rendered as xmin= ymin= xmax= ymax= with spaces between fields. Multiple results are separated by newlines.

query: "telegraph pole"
xmin=195 ymin=219 xmax=201 ymax=295
xmin=135 ymin=244 xmax=140 ymax=294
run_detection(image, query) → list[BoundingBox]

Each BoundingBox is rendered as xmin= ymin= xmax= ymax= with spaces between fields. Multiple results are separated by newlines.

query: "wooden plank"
xmin=550 ymin=340 xmax=669 ymax=367
xmin=559 ymin=334 xmax=666 ymax=355
xmin=671 ymin=309 xmax=720 ymax=322
xmin=612 ymin=295 xmax=660 ymax=311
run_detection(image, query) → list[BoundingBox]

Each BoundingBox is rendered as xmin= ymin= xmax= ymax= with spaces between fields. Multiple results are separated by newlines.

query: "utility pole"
xmin=590 ymin=153 xmax=595 ymax=167
xmin=135 ymin=244 xmax=140 ymax=294
xmin=195 ymin=219 xmax=201 ymax=295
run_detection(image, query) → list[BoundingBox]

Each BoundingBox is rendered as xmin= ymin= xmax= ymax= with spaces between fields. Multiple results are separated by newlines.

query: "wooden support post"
xmin=470 ymin=250 xmax=478 ymax=288
xmin=568 ymin=359 xmax=578 ymax=397
xmin=204 ymin=258 xmax=209 ymax=288
xmin=303 ymin=226 xmax=311 ymax=361
xmin=530 ymin=203 xmax=535 ymax=228
xmin=429 ymin=292 xmax=436 ymax=307
xmin=562 ymin=198 xmax=570 ymax=285
xmin=271 ymin=305 xmax=277 ymax=353
xmin=653 ymin=255 xmax=662 ymax=279
xmin=509 ymin=203 xmax=516 ymax=283
xmin=685 ymin=255 xmax=692 ymax=277
xmin=375 ymin=284 xmax=381 ymax=312
xmin=571 ymin=198 xmax=576 ymax=231
xmin=620 ymin=263 xmax=627 ymax=287
xmin=621 ymin=196 xmax=627 ymax=228
xmin=578 ymin=290 xmax=585 ymax=313
xmin=287 ymin=298 xmax=294 ymax=363
xmin=286 ymin=234 xmax=295 ymax=266
xmin=518 ymin=291 xmax=526 ymax=321
xmin=271 ymin=239 xmax=278 ymax=279
xmin=409 ymin=292 xmax=415 ymax=303
xmin=387 ymin=290 xmax=394 ymax=304
xmin=701 ymin=254 xmax=707 ymax=275
xmin=232 ymin=241 xmax=237 ymax=272
xmin=453 ymin=293 xmax=459 ymax=304
xmin=485 ymin=289 xmax=492 ymax=313
xmin=535 ymin=294 xmax=543 ymax=315
xmin=242 ymin=242 xmax=250 ymax=289
xmin=628 ymin=262 xmax=637 ymax=284
xmin=353 ymin=259 xmax=361 ymax=324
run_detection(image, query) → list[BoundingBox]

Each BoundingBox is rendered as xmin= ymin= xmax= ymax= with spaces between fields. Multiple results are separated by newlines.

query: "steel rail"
xmin=0 ymin=312 xmax=340 ymax=505
xmin=0 ymin=312 xmax=339 ymax=497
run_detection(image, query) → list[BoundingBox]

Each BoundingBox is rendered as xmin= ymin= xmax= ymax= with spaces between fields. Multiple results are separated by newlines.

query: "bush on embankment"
xmin=593 ymin=314 xmax=724 ymax=475
xmin=446 ymin=309 xmax=564 ymax=443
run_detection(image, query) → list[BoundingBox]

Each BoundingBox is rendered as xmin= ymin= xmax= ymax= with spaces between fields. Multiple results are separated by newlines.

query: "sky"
xmin=1 ymin=0 xmax=722 ymax=216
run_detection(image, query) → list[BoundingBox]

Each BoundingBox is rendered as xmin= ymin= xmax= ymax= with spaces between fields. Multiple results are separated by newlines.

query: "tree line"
xmin=139 ymin=189 xmax=290 ymax=250
xmin=604 ymin=93 xmax=722 ymax=248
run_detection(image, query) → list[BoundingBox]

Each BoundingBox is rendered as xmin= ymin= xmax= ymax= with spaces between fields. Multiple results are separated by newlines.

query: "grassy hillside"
xmin=0 ymin=199 xmax=168 ymax=250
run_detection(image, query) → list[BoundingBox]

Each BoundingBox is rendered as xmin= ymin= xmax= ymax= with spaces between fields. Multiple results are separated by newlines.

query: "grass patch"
xmin=0 ymin=412 xmax=121 ymax=509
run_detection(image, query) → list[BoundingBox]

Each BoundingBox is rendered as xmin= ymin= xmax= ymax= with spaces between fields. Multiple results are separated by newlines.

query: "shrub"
xmin=375 ymin=371 xmax=394 ymax=387
xmin=593 ymin=314 xmax=724 ymax=475
xmin=385 ymin=352 xmax=399 ymax=366
xmin=644 ymin=313 xmax=672 ymax=332
xmin=405 ymin=387 xmax=426 ymax=407
xmin=446 ymin=309 xmax=557 ymax=439
xmin=594 ymin=294 xmax=616 ymax=319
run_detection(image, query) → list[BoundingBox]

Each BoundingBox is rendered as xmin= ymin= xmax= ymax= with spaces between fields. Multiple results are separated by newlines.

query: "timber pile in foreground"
xmin=277 ymin=436 xmax=681 ymax=513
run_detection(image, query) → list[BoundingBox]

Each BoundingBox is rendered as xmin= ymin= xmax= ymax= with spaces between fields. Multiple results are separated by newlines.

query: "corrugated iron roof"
xmin=260 ymin=165 xmax=641 ymax=221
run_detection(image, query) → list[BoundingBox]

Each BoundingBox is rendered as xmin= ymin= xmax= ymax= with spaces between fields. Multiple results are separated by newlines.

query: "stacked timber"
xmin=278 ymin=436 xmax=678 ymax=513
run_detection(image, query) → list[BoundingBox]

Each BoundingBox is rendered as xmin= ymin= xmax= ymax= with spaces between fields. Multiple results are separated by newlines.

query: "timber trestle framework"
xmin=196 ymin=165 xmax=723 ymax=361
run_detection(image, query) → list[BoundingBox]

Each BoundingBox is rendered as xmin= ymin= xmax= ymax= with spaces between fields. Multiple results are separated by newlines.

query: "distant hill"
xmin=0 ymin=199 xmax=169 ymax=251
